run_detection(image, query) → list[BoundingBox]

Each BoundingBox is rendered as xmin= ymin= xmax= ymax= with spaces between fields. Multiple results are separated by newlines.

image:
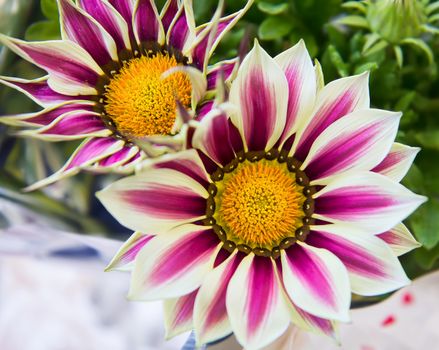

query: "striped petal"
xmin=129 ymin=224 xmax=220 ymax=300
xmin=372 ymin=143 xmax=420 ymax=182
xmin=105 ymin=232 xmax=153 ymax=271
xmin=226 ymin=255 xmax=290 ymax=350
xmin=0 ymin=76 xmax=76 ymax=107
xmin=281 ymin=243 xmax=350 ymax=321
xmin=307 ymin=224 xmax=410 ymax=296
xmin=0 ymin=102 xmax=94 ymax=127
xmin=77 ymin=0 xmax=131 ymax=51
xmin=378 ymin=223 xmax=421 ymax=256
xmin=229 ymin=41 xmax=288 ymax=152
xmin=161 ymin=0 xmax=179 ymax=32
xmin=167 ymin=0 xmax=196 ymax=52
xmin=133 ymin=0 xmax=165 ymax=45
xmin=314 ymin=171 xmax=427 ymax=234
xmin=194 ymin=252 xmax=242 ymax=345
xmin=94 ymin=145 xmax=141 ymax=170
xmin=20 ymin=111 xmax=109 ymax=140
xmin=96 ymin=166 xmax=208 ymax=234
xmin=294 ymin=72 xmax=370 ymax=160
xmin=164 ymin=289 xmax=198 ymax=339
xmin=206 ymin=58 xmax=238 ymax=91
xmin=145 ymin=149 xmax=210 ymax=188
xmin=302 ymin=109 xmax=401 ymax=183
xmin=274 ymin=40 xmax=316 ymax=145
xmin=0 ymin=35 xmax=103 ymax=95
xmin=24 ymin=137 xmax=124 ymax=191
xmin=59 ymin=0 xmax=117 ymax=66
xmin=192 ymin=110 xmax=237 ymax=167
xmin=108 ymin=0 xmax=133 ymax=25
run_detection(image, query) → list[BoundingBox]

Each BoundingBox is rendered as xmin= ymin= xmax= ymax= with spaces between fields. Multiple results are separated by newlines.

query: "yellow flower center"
xmin=214 ymin=160 xmax=306 ymax=249
xmin=103 ymin=53 xmax=192 ymax=138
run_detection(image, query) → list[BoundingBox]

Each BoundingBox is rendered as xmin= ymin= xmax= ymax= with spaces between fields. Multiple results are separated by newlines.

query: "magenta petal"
xmin=41 ymin=112 xmax=106 ymax=136
xmin=108 ymin=0 xmax=133 ymax=25
xmin=98 ymin=146 xmax=139 ymax=167
xmin=19 ymin=103 xmax=94 ymax=126
xmin=165 ymin=290 xmax=198 ymax=338
xmin=206 ymin=60 xmax=237 ymax=90
xmin=78 ymin=0 xmax=130 ymax=51
xmin=134 ymin=0 xmax=163 ymax=44
xmin=59 ymin=0 xmax=116 ymax=66
xmin=168 ymin=4 xmax=193 ymax=51
xmin=161 ymin=0 xmax=179 ymax=32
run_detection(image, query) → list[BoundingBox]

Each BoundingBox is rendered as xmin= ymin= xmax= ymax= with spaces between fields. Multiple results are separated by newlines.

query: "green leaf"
xmin=414 ymin=130 xmax=439 ymax=151
xmin=362 ymin=33 xmax=381 ymax=53
xmin=258 ymin=16 xmax=294 ymax=40
xmin=354 ymin=62 xmax=378 ymax=75
xmin=409 ymin=198 xmax=439 ymax=249
xmin=342 ymin=1 xmax=367 ymax=13
xmin=327 ymin=45 xmax=349 ymax=77
xmin=25 ymin=20 xmax=61 ymax=41
xmin=41 ymin=0 xmax=59 ymax=21
xmin=393 ymin=45 xmax=403 ymax=67
xmin=336 ymin=15 xmax=370 ymax=29
xmin=395 ymin=91 xmax=416 ymax=112
xmin=401 ymin=38 xmax=434 ymax=64
xmin=363 ymin=39 xmax=388 ymax=56
xmin=257 ymin=2 xmax=289 ymax=15
xmin=414 ymin=245 xmax=439 ymax=270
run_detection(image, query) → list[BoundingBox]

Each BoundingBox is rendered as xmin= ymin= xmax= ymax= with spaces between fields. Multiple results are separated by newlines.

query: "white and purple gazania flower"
xmin=0 ymin=0 xmax=251 ymax=190
xmin=97 ymin=40 xmax=425 ymax=350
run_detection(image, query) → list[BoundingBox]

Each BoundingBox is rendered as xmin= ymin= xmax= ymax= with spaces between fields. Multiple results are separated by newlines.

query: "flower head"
xmin=97 ymin=41 xmax=425 ymax=349
xmin=0 ymin=0 xmax=252 ymax=190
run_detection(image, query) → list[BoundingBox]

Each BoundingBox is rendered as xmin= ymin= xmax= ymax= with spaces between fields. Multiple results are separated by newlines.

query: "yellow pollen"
xmin=214 ymin=161 xmax=306 ymax=248
xmin=103 ymin=53 xmax=192 ymax=137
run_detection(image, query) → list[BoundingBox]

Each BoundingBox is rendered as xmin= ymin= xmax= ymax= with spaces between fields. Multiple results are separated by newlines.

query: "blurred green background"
xmin=0 ymin=0 xmax=438 ymax=279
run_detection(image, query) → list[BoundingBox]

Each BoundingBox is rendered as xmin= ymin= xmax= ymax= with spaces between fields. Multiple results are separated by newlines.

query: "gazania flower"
xmin=0 ymin=0 xmax=251 ymax=190
xmin=97 ymin=41 xmax=425 ymax=349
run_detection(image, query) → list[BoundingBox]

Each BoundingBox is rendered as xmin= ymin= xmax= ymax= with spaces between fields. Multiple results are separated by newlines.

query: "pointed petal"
xmin=372 ymin=143 xmax=420 ymax=182
xmin=167 ymin=0 xmax=196 ymax=52
xmin=281 ymin=243 xmax=350 ymax=322
xmin=133 ymin=0 xmax=165 ymax=45
xmin=144 ymin=149 xmax=210 ymax=188
xmin=0 ymin=76 xmax=78 ymax=107
xmin=164 ymin=289 xmax=198 ymax=339
xmin=108 ymin=0 xmax=133 ymax=25
xmin=378 ymin=223 xmax=421 ymax=256
xmin=302 ymin=109 xmax=401 ymax=183
xmin=194 ymin=252 xmax=242 ymax=345
xmin=105 ymin=232 xmax=153 ymax=271
xmin=129 ymin=224 xmax=220 ymax=300
xmin=0 ymin=102 xmax=94 ymax=127
xmin=20 ymin=111 xmax=110 ymax=140
xmin=206 ymin=58 xmax=238 ymax=90
xmin=96 ymin=166 xmax=208 ymax=234
xmin=95 ymin=145 xmax=141 ymax=169
xmin=192 ymin=110 xmax=237 ymax=167
xmin=274 ymin=40 xmax=316 ymax=145
xmin=24 ymin=137 xmax=124 ymax=191
xmin=229 ymin=41 xmax=288 ymax=151
xmin=0 ymin=34 xmax=103 ymax=95
xmin=288 ymin=302 xmax=337 ymax=338
xmin=161 ymin=0 xmax=179 ymax=33
xmin=294 ymin=72 xmax=370 ymax=160
xmin=59 ymin=0 xmax=117 ymax=66
xmin=314 ymin=171 xmax=427 ymax=234
xmin=77 ymin=0 xmax=131 ymax=51
xmin=226 ymin=255 xmax=290 ymax=350
xmin=307 ymin=224 xmax=411 ymax=296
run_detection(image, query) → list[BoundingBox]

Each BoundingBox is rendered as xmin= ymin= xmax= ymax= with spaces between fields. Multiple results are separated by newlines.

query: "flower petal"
xmin=24 ymin=137 xmax=124 ymax=191
xmin=274 ymin=40 xmax=316 ymax=145
xmin=133 ymin=0 xmax=165 ymax=45
xmin=307 ymin=224 xmax=410 ymax=296
xmin=96 ymin=166 xmax=208 ymax=234
xmin=164 ymin=289 xmax=198 ymax=339
xmin=377 ymin=223 xmax=421 ymax=256
xmin=313 ymin=171 xmax=427 ymax=234
xmin=129 ymin=224 xmax=220 ymax=300
xmin=302 ymin=109 xmax=401 ymax=183
xmin=108 ymin=0 xmax=133 ymax=25
xmin=167 ymin=0 xmax=196 ymax=52
xmin=0 ymin=76 xmax=78 ymax=107
xmin=294 ymin=72 xmax=370 ymax=160
xmin=192 ymin=110 xmax=237 ymax=167
xmin=59 ymin=0 xmax=117 ymax=66
xmin=0 ymin=34 xmax=103 ymax=96
xmin=206 ymin=58 xmax=238 ymax=90
xmin=77 ymin=0 xmax=131 ymax=51
xmin=161 ymin=0 xmax=179 ymax=33
xmin=226 ymin=255 xmax=290 ymax=350
xmin=144 ymin=149 xmax=211 ymax=188
xmin=94 ymin=145 xmax=141 ymax=170
xmin=281 ymin=243 xmax=350 ymax=322
xmin=20 ymin=110 xmax=110 ymax=140
xmin=105 ymin=232 xmax=153 ymax=271
xmin=229 ymin=41 xmax=288 ymax=152
xmin=372 ymin=143 xmax=420 ymax=182
xmin=194 ymin=252 xmax=242 ymax=345
xmin=288 ymin=302 xmax=337 ymax=338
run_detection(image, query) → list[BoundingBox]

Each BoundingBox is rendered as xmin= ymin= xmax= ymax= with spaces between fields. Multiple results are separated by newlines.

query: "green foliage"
xmin=25 ymin=0 xmax=60 ymax=41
